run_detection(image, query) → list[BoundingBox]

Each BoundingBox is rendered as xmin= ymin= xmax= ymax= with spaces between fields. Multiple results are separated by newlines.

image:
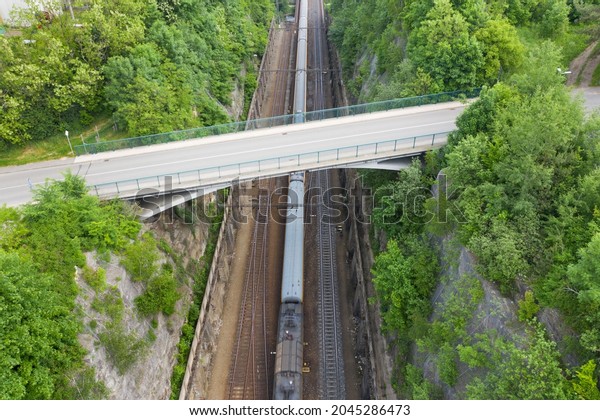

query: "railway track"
xmin=312 ymin=0 xmax=326 ymax=115
xmin=313 ymin=169 xmax=346 ymax=399
xmin=305 ymin=0 xmax=346 ymax=399
xmin=270 ymin=22 xmax=293 ymax=119
xmin=227 ymin=182 xmax=273 ymax=399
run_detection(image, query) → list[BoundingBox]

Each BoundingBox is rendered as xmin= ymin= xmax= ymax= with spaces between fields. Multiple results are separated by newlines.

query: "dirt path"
xmin=567 ymin=41 xmax=599 ymax=87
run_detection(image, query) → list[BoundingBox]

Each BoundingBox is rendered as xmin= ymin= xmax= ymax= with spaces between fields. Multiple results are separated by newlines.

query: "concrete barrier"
xmin=178 ymin=188 xmax=238 ymax=400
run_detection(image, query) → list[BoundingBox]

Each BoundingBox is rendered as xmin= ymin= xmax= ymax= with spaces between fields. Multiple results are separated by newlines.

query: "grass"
xmin=592 ymin=61 xmax=600 ymax=86
xmin=517 ymin=25 xmax=591 ymax=69
xmin=0 ymin=114 xmax=128 ymax=167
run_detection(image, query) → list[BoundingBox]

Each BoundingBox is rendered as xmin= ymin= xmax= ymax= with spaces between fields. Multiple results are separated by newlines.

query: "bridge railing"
xmin=91 ymin=131 xmax=451 ymax=199
xmin=74 ymin=89 xmax=479 ymax=156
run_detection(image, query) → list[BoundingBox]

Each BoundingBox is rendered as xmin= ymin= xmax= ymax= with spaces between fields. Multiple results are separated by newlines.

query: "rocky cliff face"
xmin=76 ymin=207 xmax=210 ymax=399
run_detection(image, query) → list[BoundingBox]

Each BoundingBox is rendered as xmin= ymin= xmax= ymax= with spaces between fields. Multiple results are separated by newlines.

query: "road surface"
xmin=0 ymin=102 xmax=466 ymax=206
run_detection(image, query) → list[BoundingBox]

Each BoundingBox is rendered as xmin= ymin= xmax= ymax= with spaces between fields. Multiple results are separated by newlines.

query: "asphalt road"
xmin=0 ymin=102 xmax=466 ymax=206
xmin=573 ymin=87 xmax=600 ymax=113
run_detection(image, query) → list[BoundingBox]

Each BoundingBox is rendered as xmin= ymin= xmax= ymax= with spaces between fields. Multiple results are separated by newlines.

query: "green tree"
xmin=466 ymin=325 xmax=567 ymax=399
xmin=121 ymin=233 xmax=159 ymax=283
xmin=371 ymin=237 xmax=438 ymax=341
xmin=567 ymin=233 xmax=600 ymax=353
xmin=539 ymin=0 xmax=570 ymax=38
xmin=0 ymin=206 xmax=27 ymax=250
xmin=407 ymin=0 xmax=483 ymax=90
xmin=0 ymin=251 xmax=82 ymax=399
xmin=518 ymin=290 xmax=540 ymax=321
xmin=509 ymin=41 xmax=565 ymax=95
xmin=474 ymin=19 xmax=524 ymax=84
xmin=571 ymin=360 xmax=600 ymax=400
xmin=372 ymin=160 xmax=432 ymax=238
xmin=135 ymin=268 xmax=180 ymax=317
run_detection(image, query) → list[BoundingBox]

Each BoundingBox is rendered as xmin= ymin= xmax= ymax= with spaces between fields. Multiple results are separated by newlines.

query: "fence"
xmin=91 ymin=131 xmax=450 ymax=200
xmin=245 ymin=18 xmax=276 ymax=125
xmin=74 ymin=89 xmax=479 ymax=156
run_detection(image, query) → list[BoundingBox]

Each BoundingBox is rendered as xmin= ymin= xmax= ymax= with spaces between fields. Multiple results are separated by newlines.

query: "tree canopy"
xmin=0 ymin=0 xmax=273 ymax=147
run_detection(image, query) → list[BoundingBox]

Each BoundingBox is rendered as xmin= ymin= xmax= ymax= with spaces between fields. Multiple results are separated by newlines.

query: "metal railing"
xmin=91 ymin=131 xmax=450 ymax=199
xmin=74 ymin=89 xmax=479 ymax=156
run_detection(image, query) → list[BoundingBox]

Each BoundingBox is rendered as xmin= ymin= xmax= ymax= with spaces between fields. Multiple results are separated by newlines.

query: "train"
xmin=273 ymin=0 xmax=309 ymax=400
xmin=273 ymin=172 xmax=305 ymax=400
xmin=293 ymin=0 xmax=308 ymax=124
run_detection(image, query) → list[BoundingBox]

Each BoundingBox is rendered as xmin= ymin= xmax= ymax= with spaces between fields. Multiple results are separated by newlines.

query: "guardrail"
xmin=91 ymin=131 xmax=450 ymax=199
xmin=74 ymin=89 xmax=479 ymax=156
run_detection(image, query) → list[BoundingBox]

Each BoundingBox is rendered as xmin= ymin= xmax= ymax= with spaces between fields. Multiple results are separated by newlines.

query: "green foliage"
xmin=0 ymin=206 xmax=27 ymax=250
xmin=58 ymin=366 xmax=109 ymax=400
xmin=98 ymin=323 xmax=148 ymax=375
xmin=592 ymin=61 xmax=600 ymax=86
xmin=135 ymin=269 xmax=180 ymax=317
xmin=0 ymin=0 xmax=273 ymax=148
xmin=518 ymin=290 xmax=540 ymax=321
xmin=474 ymin=19 xmax=524 ymax=84
xmin=444 ymin=71 xmax=593 ymax=289
xmin=465 ymin=324 xmax=567 ymax=399
xmin=403 ymin=364 xmax=441 ymax=399
xmin=567 ymin=233 xmax=600 ymax=353
xmin=407 ymin=0 xmax=483 ymax=91
xmin=330 ymin=0 xmax=600 ymax=401
xmin=538 ymin=0 xmax=570 ymax=38
xmin=372 ymin=160 xmax=433 ymax=238
xmin=509 ymin=41 xmax=565 ymax=95
xmin=372 ymin=237 xmax=439 ymax=343
xmin=0 ymin=251 xmax=82 ymax=399
xmin=121 ymin=232 xmax=159 ymax=282
xmin=570 ymin=360 xmax=600 ymax=400
xmin=82 ymin=266 xmax=107 ymax=293
xmin=0 ymin=174 xmax=152 ymax=398
xmin=468 ymin=220 xmax=527 ymax=294
xmin=419 ymin=274 xmax=484 ymax=352
xmin=437 ymin=343 xmax=459 ymax=386
xmin=330 ymin=0 xmax=585 ymax=99
xmin=92 ymin=286 xmax=125 ymax=323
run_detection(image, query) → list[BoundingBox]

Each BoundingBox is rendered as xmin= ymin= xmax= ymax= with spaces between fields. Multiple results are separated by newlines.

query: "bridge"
xmin=0 ymin=101 xmax=467 ymax=211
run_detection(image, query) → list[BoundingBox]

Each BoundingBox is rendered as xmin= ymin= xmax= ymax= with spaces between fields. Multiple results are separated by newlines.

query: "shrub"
xmin=98 ymin=323 xmax=148 ymax=375
xmin=135 ymin=270 xmax=180 ymax=317
xmin=518 ymin=290 xmax=540 ymax=322
xmin=82 ymin=265 xmax=107 ymax=293
xmin=121 ymin=233 xmax=159 ymax=282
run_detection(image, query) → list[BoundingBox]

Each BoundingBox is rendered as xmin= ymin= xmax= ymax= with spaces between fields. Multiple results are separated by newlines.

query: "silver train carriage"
xmin=273 ymin=171 xmax=305 ymax=400
xmin=272 ymin=303 xmax=304 ymax=400
xmin=280 ymin=172 xmax=304 ymax=304
xmin=293 ymin=0 xmax=308 ymax=124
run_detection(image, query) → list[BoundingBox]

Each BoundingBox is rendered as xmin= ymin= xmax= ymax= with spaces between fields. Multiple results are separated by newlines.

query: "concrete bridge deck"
xmin=0 ymin=101 xmax=466 ymax=207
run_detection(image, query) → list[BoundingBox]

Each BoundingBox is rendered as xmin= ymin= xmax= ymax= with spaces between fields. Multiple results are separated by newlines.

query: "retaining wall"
xmin=178 ymin=187 xmax=241 ymax=400
xmin=246 ymin=18 xmax=276 ymax=125
xmin=343 ymin=170 xmax=397 ymax=400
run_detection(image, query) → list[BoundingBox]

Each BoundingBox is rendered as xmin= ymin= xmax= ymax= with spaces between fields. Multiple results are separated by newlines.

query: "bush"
xmin=518 ymin=290 xmax=540 ymax=322
xmin=121 ymin=233 xmax=159 ymax=282
xmin=98 ymin=323 xmax=148 ymax=375
xmin=135 ymin=270 xmax=180 ymax=317
xmin=92 ymin=286 xmax=125 ymax=323
xmin=82 ymin=265 xmax=107 ymax=293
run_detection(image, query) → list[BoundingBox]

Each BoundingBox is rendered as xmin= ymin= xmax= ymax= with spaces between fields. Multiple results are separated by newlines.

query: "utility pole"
xmin=65 ymin=130 xmax=74 ymax=155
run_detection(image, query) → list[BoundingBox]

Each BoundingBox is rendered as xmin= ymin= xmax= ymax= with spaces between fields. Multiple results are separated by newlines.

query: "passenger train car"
xmin=273 ymin=172 xmax=305 ymax=400
xmin=293 ymin=0 xmax=308 ymax=124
